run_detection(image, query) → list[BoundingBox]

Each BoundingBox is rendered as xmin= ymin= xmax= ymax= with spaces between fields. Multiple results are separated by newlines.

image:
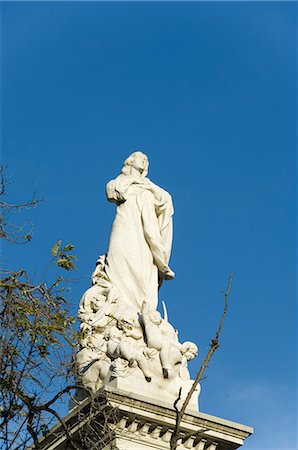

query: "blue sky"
xmin=1 ymin=2 xmax=296 ymax=449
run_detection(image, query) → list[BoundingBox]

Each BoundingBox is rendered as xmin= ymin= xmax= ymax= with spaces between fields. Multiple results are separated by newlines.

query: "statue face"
xmin=91 ymin=296 xmax=105 ymax=311
xmin=182 ymin=342 xmax=198 ymax=360
xmin=131 ymin=153 xmax=148 ymax=173
xmin=150 ymin=311 xmax=162 ymax=325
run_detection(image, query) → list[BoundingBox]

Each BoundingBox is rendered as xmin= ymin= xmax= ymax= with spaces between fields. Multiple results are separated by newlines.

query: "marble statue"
xmin=142 ymin=300 xmax=178 ymax=378
xmin=105 ymin=152 xmax=174 ymax=311
xmin=106 ymin=320 xmax=152 ymax=382
xmin=76 ymin=152 xmax=200 ymax=410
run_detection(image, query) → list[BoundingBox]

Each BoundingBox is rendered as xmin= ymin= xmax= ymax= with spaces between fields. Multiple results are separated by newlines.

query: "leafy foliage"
xmin=0 ymin=258 xmax=78 ymax=449
xmin=51 ymin=240 xmax=77 ymax=271
xmin=0 ymin=167 xmax=78 ymax=449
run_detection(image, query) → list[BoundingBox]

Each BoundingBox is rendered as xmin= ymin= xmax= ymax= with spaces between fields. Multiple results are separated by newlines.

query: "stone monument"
xmin=76 ymin=151 xmax=200 ymax=410
xmin=39 ymin=152 xmax=253 ymax=450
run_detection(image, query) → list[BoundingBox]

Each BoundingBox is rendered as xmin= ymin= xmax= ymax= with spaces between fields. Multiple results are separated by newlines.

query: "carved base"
xmin=108 ymin=370 xmax=200 ymax=412
xmin=40 ymin=386 xmax=252 ymax=450
xmin=72 ymin=362 xmax=201 ymax=413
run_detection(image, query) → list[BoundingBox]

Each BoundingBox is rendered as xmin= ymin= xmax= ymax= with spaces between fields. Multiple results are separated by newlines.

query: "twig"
xmin=170 ymin=273 xmax=233 ymax=450
xmin=44 ymin=406 xmax=81 ymax=450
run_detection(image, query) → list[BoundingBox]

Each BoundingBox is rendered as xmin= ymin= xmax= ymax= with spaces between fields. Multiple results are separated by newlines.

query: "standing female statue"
xmin=105 ymin=152 xmax=174 ymax=311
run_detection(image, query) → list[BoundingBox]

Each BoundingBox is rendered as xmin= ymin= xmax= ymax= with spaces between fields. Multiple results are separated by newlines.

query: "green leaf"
xmin=63 ymin=243 xmax=74 ymax=252
xmin=67 ymin=255 xmax=77 ymax=260
xmin=56 ymin=258 xmax=76 ymax=271
xmin=51 ymin=240 xmax=62 ymax=257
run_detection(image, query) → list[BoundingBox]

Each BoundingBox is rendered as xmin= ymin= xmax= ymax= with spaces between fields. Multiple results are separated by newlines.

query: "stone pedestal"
xmin=39 ymin=386 xmax=252 ymax=450
xmin=108 ymin=370 xmax=200 ymax=412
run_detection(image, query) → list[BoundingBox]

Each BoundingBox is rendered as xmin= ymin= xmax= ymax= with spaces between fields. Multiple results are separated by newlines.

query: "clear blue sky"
xmin=1 ymin=2 xmax=296 ymax=449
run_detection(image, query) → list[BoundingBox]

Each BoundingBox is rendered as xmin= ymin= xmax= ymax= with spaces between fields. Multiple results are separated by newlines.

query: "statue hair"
xmin=181 ymin=341 xmax=198 ymax=356
xmin=121 ymin=151 xmax=149 ymax=178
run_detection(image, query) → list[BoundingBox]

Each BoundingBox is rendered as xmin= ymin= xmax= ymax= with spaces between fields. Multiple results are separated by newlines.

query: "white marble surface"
xmin=105 ymin=151 xmax=174 ymax=311
xmin=76 ymin=152 xmax=200 ymax=409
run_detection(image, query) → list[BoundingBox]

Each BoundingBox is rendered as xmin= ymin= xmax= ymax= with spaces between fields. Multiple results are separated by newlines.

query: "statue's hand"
xmin=164 ymin=268 xmax=175 ymax=280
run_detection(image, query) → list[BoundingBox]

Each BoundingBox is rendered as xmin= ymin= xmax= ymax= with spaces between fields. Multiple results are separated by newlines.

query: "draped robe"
xmin=105 ymin=175 xmax=173 ymax=311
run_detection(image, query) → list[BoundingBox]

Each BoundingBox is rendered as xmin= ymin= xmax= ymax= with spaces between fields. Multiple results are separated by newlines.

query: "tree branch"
xmin=170 ymin=273 xmax=233 ymax=450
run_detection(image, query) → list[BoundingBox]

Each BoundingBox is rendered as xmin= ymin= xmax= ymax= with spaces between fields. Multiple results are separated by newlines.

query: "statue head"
xmin=121 ymin=151 xmax=149 ymax=177
xmin=181 ymin=341 xmax=198 ymax=360
xmin=89 ymin=286 xmax=109 ymax=312
xmin=116 ymin=310 xmax=135 ymax=331
xmin=149 ymin=310 xmax=162 ymax=325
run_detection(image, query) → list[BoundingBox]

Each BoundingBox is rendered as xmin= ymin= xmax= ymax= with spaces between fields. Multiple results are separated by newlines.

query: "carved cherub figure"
xmin=156 ymin=339 xmax=198 ymax=381
xmin=175 ymin=341 xmax=198 ymax=380
xmin=78 ymin=285 xmax=118 ymax=338
xmin=78 ymin=285 xmax=107 ymax=330
xmin=88 ymin=286 xmax=119 ymax=329
xmin=142 ymin=300 xmax=180 ymax=378
xmin=76 ymin=347 xmax=111 ymax=393
xmin=76 ymin=280 xmax=119 ymax=392
xmin=106 ymin=315 xmax=152 ymax=382
xmin=142 ymin=301 xmax=198 ymax=379
xmin=76 ymin=332 xmax=111 ymax=393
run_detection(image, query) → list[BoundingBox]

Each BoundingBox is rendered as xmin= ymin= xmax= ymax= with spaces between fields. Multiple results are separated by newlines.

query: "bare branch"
xmin=44 ymin=406 xmax=81 ymax=450
xmin=0 ymin=165 xmax=40 ymax=244
xmin=170 ymin=273 xmax=233 ymax=450
xmin=27 ymin=411 xmax=39 ymax=449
